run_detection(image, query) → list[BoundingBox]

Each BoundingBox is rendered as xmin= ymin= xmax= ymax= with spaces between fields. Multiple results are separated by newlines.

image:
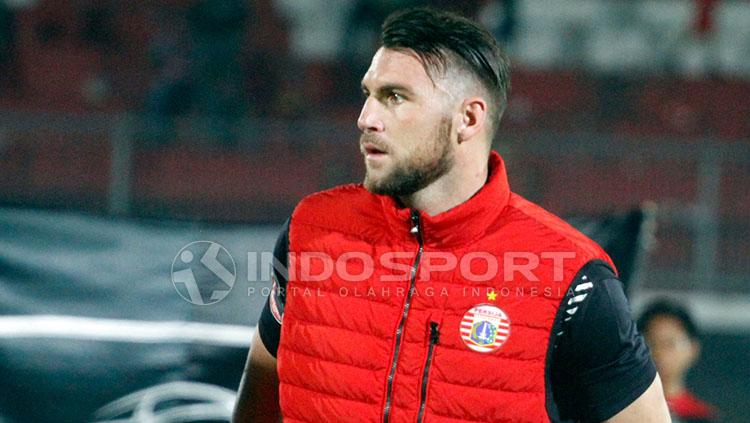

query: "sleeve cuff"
xmin=257 ymin=296 xmax=282 ymax=358
xmin=582 ymin=358 xmax=657 ymax=422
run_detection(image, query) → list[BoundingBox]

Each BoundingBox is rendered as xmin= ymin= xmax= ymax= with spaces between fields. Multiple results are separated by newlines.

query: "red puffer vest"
xmin=277 ymin=152 xmax=615 ymax=423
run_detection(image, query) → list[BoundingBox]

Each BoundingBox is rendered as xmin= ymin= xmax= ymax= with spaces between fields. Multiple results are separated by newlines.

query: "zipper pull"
xmin=410 ymin=209 xmax=420 ymax=236
xmin=429 ymin=321 xmax=440 ymax=345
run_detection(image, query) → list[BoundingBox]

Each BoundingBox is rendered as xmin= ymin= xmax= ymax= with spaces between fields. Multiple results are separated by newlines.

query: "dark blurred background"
xmin=0 ymin=0 xmax=748 ymax=422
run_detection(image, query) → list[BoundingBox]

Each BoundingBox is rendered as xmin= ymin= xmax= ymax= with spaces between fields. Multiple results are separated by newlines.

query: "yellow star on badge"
xmin=487 ymin=290 xmax=497 ymax=301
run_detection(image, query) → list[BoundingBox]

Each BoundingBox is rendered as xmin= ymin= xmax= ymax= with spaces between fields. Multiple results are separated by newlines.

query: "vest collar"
xmin=378 ymin=151 xmax=511 ymax=248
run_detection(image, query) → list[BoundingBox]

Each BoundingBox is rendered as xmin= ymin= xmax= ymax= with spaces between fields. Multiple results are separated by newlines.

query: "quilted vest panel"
xmin=277 ymin=152 xmax=615 ymax=423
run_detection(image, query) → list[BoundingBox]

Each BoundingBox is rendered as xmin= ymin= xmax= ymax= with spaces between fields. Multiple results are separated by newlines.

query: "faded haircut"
xmin=381 ymin=7 xmax=511 ymax=136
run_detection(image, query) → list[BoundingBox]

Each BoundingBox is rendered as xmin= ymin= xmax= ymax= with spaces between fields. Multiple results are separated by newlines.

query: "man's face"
xmin=644 ymin=315 xmax=699 ymax=382
xmin=358 ymin=47 xmax=456 ymax=197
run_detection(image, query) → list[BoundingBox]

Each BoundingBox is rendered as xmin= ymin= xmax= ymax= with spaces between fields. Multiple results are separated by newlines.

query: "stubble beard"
xmin=363 ymin=117 xmax=454 ymax=197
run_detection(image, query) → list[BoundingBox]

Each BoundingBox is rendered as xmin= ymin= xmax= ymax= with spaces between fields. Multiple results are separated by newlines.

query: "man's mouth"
xmin=362 ymin=143 xmax=388 ymax=156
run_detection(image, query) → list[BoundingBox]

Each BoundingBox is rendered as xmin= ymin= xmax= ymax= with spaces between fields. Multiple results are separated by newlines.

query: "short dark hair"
xmin=637 ymin=298 xmax=700 ymax=340
xmin=381 ymin=7 xmax=510 ymax=135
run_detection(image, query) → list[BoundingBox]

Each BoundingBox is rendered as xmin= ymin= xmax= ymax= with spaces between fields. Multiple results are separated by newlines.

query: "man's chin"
xmin=363 ymin=176 xmax=382 ymax=194
xmin=364 ymin=153 xmax=391 ymax=171
xmin=363 ymin=172 xmax=390 ymax=195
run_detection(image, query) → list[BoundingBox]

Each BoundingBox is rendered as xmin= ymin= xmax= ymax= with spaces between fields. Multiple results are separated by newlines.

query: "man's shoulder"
xmin=291 ymin=183 xmax=382 ymax=229
xmin=504 ymin=193 xmax=612 ymax=261
xmin=295 ymin=183 xmax=375 ymax=211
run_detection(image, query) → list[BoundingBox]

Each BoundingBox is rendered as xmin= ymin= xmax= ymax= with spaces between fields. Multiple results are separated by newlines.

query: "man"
xmin=638 ymin=299 xmax=717 ymax=423
xmin=234 ymin=8 xmax=671 ymax=423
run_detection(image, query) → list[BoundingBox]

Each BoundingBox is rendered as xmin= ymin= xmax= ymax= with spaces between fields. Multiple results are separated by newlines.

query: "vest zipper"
xmin=416 ymin=321 xmax=440 ymax=423
xmin=382 ymin=209 xmax=423 ymax=423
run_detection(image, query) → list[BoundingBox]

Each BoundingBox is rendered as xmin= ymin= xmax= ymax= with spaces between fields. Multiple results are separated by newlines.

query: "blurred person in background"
xmin=477 ymin=0 xmax=518 ymax=45
xmin=142 ymin=7 xmax=193 ymax=145
xmin=638 ymin=299 xmax=717 ymax=423
xmin=186 ymin=0 xmax=249 ymax=144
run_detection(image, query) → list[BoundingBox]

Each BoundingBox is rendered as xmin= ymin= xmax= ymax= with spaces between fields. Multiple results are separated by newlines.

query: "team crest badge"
xmin=460 ymin=304 xmax=511 ymax=353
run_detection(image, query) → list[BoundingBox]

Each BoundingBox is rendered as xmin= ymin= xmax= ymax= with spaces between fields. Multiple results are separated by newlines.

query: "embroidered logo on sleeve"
xmin=269 ymin=274 xmax=284 ymax=324
xmin=460 ymin=304 xmax=511 ymax=353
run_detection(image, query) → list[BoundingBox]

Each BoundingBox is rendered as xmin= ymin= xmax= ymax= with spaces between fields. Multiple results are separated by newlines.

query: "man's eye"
xmin=388 ymin=92 xmax=404 ymax=104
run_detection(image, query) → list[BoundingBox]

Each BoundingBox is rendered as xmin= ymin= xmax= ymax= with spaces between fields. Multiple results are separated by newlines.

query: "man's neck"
xmin=399 ymin=153 xmax=489 ymax=216
xmin=661 ymin=376 xmax=687 ymax=398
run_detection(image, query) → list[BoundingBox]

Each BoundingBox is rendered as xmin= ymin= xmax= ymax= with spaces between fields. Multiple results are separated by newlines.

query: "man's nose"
xmin=357 ymin=97 xmax=385 ymax=133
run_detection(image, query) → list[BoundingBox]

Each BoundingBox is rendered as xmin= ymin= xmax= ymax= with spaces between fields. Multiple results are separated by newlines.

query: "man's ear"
xmin=457 ymin=97 xmax=488 ymax=143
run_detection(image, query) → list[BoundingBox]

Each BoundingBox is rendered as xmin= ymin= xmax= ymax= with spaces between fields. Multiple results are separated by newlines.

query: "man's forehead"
xmin=361 ymin=47 xmax=433 ymax=90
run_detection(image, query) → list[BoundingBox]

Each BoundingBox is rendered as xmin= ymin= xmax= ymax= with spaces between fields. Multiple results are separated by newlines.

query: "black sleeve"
xmin=257 ymin=219 xmax=290 ymax=358
xmin=549 ymin=260 xmax=657 ymax=422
